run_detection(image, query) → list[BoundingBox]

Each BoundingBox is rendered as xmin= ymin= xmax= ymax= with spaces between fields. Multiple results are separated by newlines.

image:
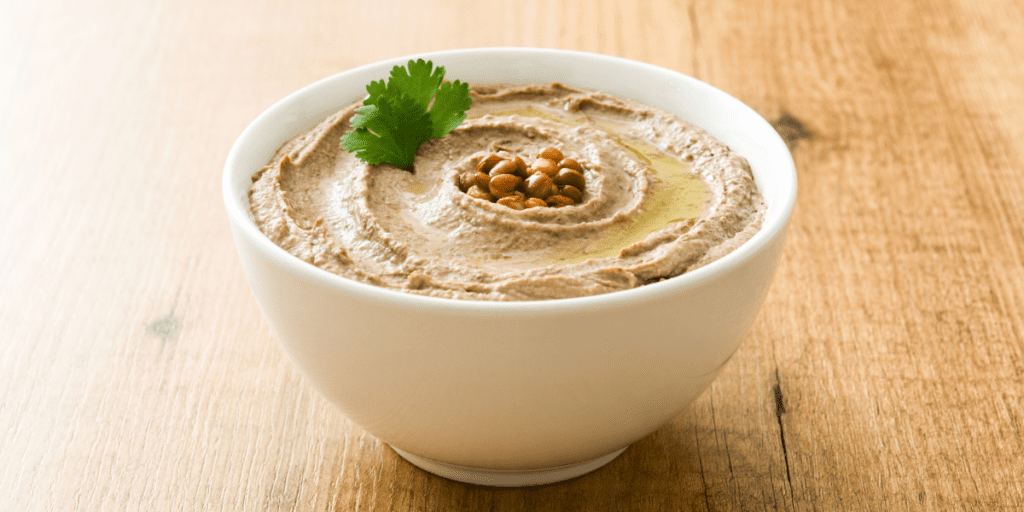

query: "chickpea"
xmin=547 ymin=195 xmax=575 ymax=207
xmin=558 ymin=158 xmax=583 ymax=172
xmin=560 ymin=184 xmax=583 ymax=203
xmin=511 ymin=156 xmax=528 ymax=176
xmin=467 ymin=185 xmax=495 ymax=202
xmin=497 ymin=196 xmax=527 ymax=210
xmin=529 ymin=158 xmax=559 ymax=177
xmin=461 ymin=171 xmax=490 ymax=191
xmin=553 ymin=168 xmax=586 ymax=191
xmin=489 ymin=159 xmax=518 ymax=177
xmin=539 ymin=146 xmax=564 ymax=162
xmin=476 ymin=154 xmax=503 ymax=173
xmin=473 ymin=171 xmax=491 ymax=190
xmin=459 ymin=172 xmax=477 ymax=192
xmin=489 ymin=173 xmax=522 ymax=198
xmin=525 ymin=173 xmax=557 ymax=199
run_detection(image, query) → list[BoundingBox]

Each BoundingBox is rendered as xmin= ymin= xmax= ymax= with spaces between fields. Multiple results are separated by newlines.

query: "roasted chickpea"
xmin=546 ymin=194 xmax=575 ymax=207
xmin=553 ymin=168 xmax=586 ymax=190
xmin=459 ymin=172 xmax=476 ymax=192
xmin=476 ymin=154 xmax=503 ymax=173
xmin=511 ymin=156 xmax=528 ymax=176
xmin=467 ymin=185 xmax=495 ymax=202
xmin=558 ymin=158 xmax=583 ymax=172
xmin=489 ymin=159 xmax=518 ymax=177
xmin=539 ymin=146 xmax=564 ymax=162
xmin=497 ymin=196 xmax=527 ymax=210
xmin=529 ymin=158 xmax=559 ymax=177
xmin=489 ymin=173 xmax=522 ymax=198
xmin=524 ymin=173 xmax=557 ymax=199
xmin=473 ymin=171 xmax=491 ymax=190
xmin=460 ymin=171 xmax=490 ymax=191
xmin=560 ymin=184 xmax=583 ymax=203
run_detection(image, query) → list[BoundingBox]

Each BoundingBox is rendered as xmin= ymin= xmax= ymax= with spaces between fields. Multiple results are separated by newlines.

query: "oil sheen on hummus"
xmin=249 ymin=83 xmax=765 ymax=301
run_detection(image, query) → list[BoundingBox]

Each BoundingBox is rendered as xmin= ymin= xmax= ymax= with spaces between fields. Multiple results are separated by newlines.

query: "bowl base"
xmin=389 ymin=445 xmax=628 ymax=487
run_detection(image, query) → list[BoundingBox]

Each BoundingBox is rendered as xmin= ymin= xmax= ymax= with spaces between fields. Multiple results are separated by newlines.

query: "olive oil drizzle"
xmin=469 ymin=103 xmax=707 ymax=266
xmin=470 ymin=105 xmax=581 ymax=125
xmin=554 ymin=134 xmax=706 ymax=264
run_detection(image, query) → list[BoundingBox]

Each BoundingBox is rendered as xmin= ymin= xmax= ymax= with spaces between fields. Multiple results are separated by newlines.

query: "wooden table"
xmin=3 ymin=0 xmax=1023 ymax=509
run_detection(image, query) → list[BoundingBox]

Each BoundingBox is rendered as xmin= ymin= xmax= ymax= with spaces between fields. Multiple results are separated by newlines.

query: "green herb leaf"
xmin=429 ymin=79 xmax=472 ymax=139
xmin=387 ymin=59 xmax=445 ymax=110
xmin=340 ymin=59 xmax=472 ymax=170
xmin=362 ymin=79 xmax=388 ymax=106
xmin=343 ymin=96 xmax=432 ymax=170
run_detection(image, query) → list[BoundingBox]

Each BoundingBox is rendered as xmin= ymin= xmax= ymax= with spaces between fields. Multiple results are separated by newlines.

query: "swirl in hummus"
xmin=249 ymin=83 xmax=765 ymax=301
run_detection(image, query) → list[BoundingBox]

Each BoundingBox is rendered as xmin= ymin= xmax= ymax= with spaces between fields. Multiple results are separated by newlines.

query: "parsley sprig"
xmin=341 ymin=59 xmax=471 ymax=171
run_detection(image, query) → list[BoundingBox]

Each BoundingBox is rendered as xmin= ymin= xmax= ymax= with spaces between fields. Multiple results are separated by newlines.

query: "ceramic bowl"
xmin=223 ymin=48 xmax=796 ymax=486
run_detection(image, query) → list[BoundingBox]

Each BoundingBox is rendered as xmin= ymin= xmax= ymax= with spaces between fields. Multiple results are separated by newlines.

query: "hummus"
xmin=249 ymin=83 xmax=765 ymax=301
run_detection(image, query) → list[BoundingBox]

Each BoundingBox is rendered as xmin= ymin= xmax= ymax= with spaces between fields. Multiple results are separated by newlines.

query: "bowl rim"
xmin=223 ymin=47 xmax=797 ymax=313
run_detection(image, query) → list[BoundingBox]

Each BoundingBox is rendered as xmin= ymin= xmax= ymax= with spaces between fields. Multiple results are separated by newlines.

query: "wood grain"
xmin=2 ymin=0 xmax=1023 ymax=510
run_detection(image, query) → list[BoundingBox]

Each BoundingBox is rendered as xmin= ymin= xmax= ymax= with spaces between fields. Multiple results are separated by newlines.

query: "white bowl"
xmin=223 ymin=48 xmax=796 ymax=486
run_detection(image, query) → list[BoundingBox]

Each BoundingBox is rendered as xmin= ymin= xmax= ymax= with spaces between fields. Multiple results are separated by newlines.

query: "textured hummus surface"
xmin=249 ymin=83 xmax=765 ymax=301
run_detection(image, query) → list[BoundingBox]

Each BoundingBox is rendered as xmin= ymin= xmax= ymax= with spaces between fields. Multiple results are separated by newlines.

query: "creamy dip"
xmin=249 ymin=83 xmax=765 ymax=301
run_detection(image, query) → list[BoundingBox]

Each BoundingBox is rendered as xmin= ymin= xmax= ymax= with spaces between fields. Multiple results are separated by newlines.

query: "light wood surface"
xmin=3 ymin=0 xmax=1024 ymax=509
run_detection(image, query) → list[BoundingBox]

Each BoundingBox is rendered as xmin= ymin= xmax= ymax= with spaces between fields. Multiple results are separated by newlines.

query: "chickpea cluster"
xmin=458 ymin=146 xmax=588 ymax=210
